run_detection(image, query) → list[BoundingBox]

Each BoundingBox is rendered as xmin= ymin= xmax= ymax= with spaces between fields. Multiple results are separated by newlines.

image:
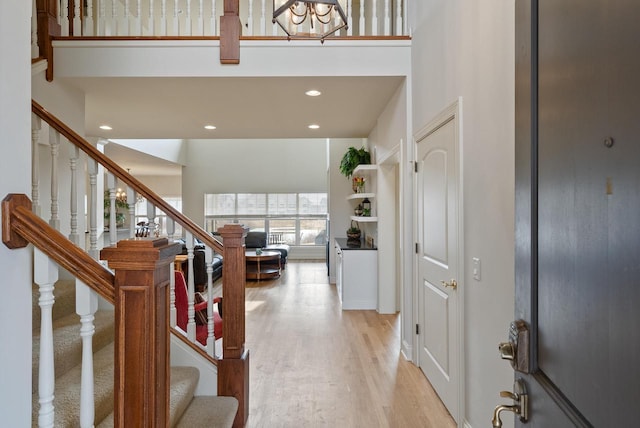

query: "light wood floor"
xmin=242 ymin=261 xmax=456 ymax=428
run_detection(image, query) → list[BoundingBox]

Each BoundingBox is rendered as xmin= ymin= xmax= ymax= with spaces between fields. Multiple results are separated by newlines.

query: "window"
xmin=205 ymin=193 xmax=328 ymax=246
xmin=135 ymin=197 xmax=183 ymax=237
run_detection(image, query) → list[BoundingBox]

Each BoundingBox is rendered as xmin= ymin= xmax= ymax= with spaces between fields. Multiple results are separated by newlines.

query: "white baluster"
xmin=34 ymin=248 xmax=58 ymax=428
xmin=88 ymin=159 xmax=99 ymax=259
xmin=32 ymin=115 xmax=42 ymax=216
xmin=205 ymin=246 xmax=216 ymax=357
xmin=160 ymin=0 xmax=167 ymax=35
xmin=97 ymin=0 xmax=105 ymax=36
xmin=185 ymin=232 xmax=196 ymax=341
xmin=170 ymin=262 xmax=177 ymax=327
xmin=183 ymin=0 xmax=192 ymax=35
xmin=347 ymin=1 xmax=352 ymax=39
xmin=49 ymin=128 xmax=60 ymax=230
xmin=371 ymin=0 xmax=378 ymax=35
xmin=172 ymin=0 xmax=179 ymax=36
xmin=195 ymin=0 xmax=204 ymax=35
xmin=107 ymin=173 xmax=117 ymax=246
xmin=167 ymin=217 xmax=176 ymax=241
xmin=384 ymin=0 xmax=390 ymax=35
xmin=74 ymin=0 xmax=82 ymax=35
xmin=246 ymin=0 xmax=254 ymax=36
xmin=76 ymin=281 xmax=98 ymax=428
xmin=359 ymin=0 xmax=365 ymax=35
xmin=60 ymin=0 xmax=70 ymax=36
xmin=120 ymin=0 xmax=130 ymax=35
xmin=395 ymin=0 xmax=402 ymax=36
xmin=146 ymin=200 xmax=157 ymax=236
xmin=209 ymin=0 xmax=216 ymax=35
xmin=259 ymin=0 xmax=266 ymax=36
xmin=149 ymin=0 xmax=158 ymax=36
xmin=127 ymin=188 xmax=135 ymax=238
xmin=111 ymin=0 xmax=118 ymax=36
xmin=32 ymin=0 xmax=40 ymax=57
xmin=69 ymin=145 xmax=80 ymax=245
xmin=134 ymin=0 xmax=142 ymax=35
xmin=84 ymin=0 xmax=94 ymax=35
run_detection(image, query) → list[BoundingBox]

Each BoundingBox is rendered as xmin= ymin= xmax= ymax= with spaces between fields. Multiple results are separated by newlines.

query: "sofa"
xmin=245 ymin=231 xmax=290 ymax=268
xmin=178 ymin=241 xmax=223 ymax=292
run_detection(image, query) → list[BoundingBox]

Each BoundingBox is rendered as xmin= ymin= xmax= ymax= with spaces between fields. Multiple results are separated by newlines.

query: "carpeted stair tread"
xmin=96 ymin=366 xmax=207 ymax=428
xmin=32 ymin=310 xmax=115 ymax=391
xmin=32 ymin=280 xmax=76 ymax=330
xmin=175 ymin=396 xmax=239 ymax=428
xmin=32 ymin=342 xmax=115 ymax=427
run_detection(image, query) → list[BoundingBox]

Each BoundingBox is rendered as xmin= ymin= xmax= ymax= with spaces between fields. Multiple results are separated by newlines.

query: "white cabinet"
xmin=335 ymin=238 xmax=377 ymax=310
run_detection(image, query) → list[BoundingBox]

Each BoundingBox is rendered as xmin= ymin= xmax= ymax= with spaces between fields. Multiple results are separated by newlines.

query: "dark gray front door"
xmin=514 ymin=0 xmax=640 ymax=426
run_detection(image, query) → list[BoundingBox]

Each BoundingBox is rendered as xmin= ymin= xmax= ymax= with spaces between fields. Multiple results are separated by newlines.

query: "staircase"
xmin=31 ymin=280 xmax=238 ymax=427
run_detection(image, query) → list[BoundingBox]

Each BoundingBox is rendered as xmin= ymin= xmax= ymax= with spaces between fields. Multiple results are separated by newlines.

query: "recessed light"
xmin=308 ymin=124 xmax=320 ymax=129
xmin=99 ymin=125 xmax=112 ymax=130
xmin=204 ymin=125 xmax=217 ymax=130
xmin=305 ymin=90 xmax=322 ymax=97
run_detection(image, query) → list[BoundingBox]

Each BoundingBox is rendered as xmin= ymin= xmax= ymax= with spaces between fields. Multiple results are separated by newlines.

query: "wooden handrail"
xmin=31 ymin=100 xmax=223 ymax=255
xmin=2 ymin=194 xmax=115 ymax=302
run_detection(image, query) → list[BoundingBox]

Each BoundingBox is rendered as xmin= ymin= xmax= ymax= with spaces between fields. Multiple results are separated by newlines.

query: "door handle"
xmin=492 ymin=378 xmax=528 ymax=428
xmin=440 ymin=279 xmax=457 ymax=289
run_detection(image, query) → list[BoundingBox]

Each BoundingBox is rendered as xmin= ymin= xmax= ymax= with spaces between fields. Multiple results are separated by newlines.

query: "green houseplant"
xmin=339 ymin=146 xmax=371 ymax=178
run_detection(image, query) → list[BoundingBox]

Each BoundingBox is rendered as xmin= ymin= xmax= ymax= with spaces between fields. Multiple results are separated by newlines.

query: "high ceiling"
xmin=65 ymin=75 xmax=405 ymax=175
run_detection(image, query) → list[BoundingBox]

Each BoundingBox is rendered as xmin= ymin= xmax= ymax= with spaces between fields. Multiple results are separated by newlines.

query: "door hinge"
xmin=416 ymin=324 xmax=420 ymax=335
xmin=414 ymin=161 xmax=418 ymax=173
xmin=415 ymin=242 xmax=419 ymax=254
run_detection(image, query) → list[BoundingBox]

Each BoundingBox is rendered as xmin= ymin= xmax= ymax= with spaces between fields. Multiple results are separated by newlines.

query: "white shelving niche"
xmin=348 ymin=164 xmax=378 ymax=222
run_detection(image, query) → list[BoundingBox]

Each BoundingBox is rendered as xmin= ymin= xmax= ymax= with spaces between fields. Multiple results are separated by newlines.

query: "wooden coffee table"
xmin=245 ymin=250 xmax=281 ymax=281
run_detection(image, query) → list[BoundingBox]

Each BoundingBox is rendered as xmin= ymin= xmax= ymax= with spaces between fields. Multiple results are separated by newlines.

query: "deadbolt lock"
xmin=498 ymin=320 xmax=529 ymax=373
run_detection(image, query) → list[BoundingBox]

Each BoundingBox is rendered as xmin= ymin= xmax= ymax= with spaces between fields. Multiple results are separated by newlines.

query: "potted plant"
xmin=339 ymin=146 xmax=371 ymax=178
xmin=346 ymin=220 xmax=361 ymax=241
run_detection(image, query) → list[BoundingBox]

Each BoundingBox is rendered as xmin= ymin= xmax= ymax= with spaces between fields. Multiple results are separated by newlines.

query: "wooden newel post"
xmin=100 ymin=238 xmax=181 ymax=428
xmin=36 ymin=0 xmax=61 ymax=81
xmin=217 ymin=224 xmax=249 ymax=428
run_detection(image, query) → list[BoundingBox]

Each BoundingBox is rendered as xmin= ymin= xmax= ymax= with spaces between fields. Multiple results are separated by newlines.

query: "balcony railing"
xmin=53 ymin=0 xmax=406 ymax=38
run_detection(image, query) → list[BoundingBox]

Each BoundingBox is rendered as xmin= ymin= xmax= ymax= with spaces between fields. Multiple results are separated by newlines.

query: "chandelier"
xmin=115 ymin=188 xmax=127 ymax=204
xmin=273 ymin=0 xmax=348 ymax=42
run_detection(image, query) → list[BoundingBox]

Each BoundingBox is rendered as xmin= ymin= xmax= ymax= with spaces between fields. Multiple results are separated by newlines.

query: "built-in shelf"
xmin=347 ymin=193 xmax=375 ymax=200
xmin=353 ymin=164 xmax=378 ymax=176
xmin=350 ymin=216 xmax=378 ymax=222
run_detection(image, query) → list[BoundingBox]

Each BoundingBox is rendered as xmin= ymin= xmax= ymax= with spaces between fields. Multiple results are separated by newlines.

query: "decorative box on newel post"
xmin=100 ymin=237 xmax=181 ymax=427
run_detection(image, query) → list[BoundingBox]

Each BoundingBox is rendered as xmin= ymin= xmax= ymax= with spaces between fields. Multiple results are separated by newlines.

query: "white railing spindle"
xmin=246 ymin=0 xmax=254 ymax=36
xmin=60 ymin=0 xmax=70 ymax=36
xmin=260 ymin=0 xmax=266 ymax=36
xmin=76 ymin=281 xmax=98 ymax=428
xmin=127 ymin=187 xmax=136 ymax=238
xmin=347 ymin=0 xmax=352 ymax=36
xmin=160 ymin=0 xmax=167 ymax=35
xmin=371 ymin=0 xmax=378 ymax=36
xmin=395 ymin=0 xmax=402 ymax=36
xmin=183 ymin=0 xmax=192 ymax=35
xmin=110 ymin=0 xmax=118 ymax=36
xmin=146 ymin=200 xmax=157 ymax=236
xmin=209 ymin=0 xmax=216 ymax=35
xmin=73 ymin=0 xmax=82 ymax=35
xmin=384 ymin=0 xmax=390 ymax=35
xmin=32 ymin=0 xmax=40 ymax=58
xmin=107 ymin=173 xmax=117 ymax=246
xmin=120 ymin=0 xmax=130 ymax=36
xmin=34 ymin=248 xmax=58 ymax=428
xmin=97 ymin=0 xmax=106 ymax=36
xmin=84 ymin=0 xmax=94 ymax=36
xmin=88 ymin=159 xmax=99 ymax=259
xmin=185 ymin=232 xmax=196 ymax=341
xmin=32 ymin=115 xmax=42 ymax=216
xmin=134 ymin=0 xmax=142 ymax=35
xmin=69 ymin=145 xmax=80 ymax=245
xmin=149 ymin=0 xmax=156 ymax=35
xmin=49 ymin=128 xmax=60 ymax=230
xmin=205 ymin=246 xmax=216 ymax=357
xmin=196 ymin=0 xmax=204 ymax=35
xmin=359 ymin=0 xmax=365 ymax=36
xmin=167 ymin=217 xmax=176 ymax=241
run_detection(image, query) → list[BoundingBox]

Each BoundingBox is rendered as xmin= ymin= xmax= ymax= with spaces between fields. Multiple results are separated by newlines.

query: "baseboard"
xmin=463 ymin=419 xmax=473 ymax=428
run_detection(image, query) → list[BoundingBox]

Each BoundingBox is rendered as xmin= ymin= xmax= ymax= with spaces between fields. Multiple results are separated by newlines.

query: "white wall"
xmin=411 ymin=1 xmax=516 ymax=427
xmin=182 ymin=138 xmax=328 ymax=225
xmin=111 ymin=139 xmax=187 ymax=165
xmin=134 ymin=174 xmax=182 ymax=197
xmin=0 ymin=1 xmax=34 ymax=424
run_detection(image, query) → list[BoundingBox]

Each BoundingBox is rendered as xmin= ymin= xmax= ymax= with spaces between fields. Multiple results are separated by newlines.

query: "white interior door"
xmin=416 ymin=102 xmax=461 ymax=422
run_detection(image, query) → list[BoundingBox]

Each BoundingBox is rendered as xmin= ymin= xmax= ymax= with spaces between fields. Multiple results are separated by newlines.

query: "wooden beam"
xmin=220 ymin=0 xmax=240 ymax=64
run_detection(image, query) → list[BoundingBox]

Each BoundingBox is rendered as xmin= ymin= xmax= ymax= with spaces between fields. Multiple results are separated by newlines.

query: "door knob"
xmin=440 ymin=279 xmax=457 ymax=289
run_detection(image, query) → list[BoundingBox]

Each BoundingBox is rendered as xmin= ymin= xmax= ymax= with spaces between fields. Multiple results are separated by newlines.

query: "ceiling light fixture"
xmin=204 ymin=125 xmax=217 ymax=130
xmin=273 ymin=0 xmax=348 ymax=43
xmin=99 ymin=125 xmax=113 ymax=130
xmin=308 ymin=124 xmax=320 ymax=129
xmin=305 ymin=90 xmax=322 ymax=97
